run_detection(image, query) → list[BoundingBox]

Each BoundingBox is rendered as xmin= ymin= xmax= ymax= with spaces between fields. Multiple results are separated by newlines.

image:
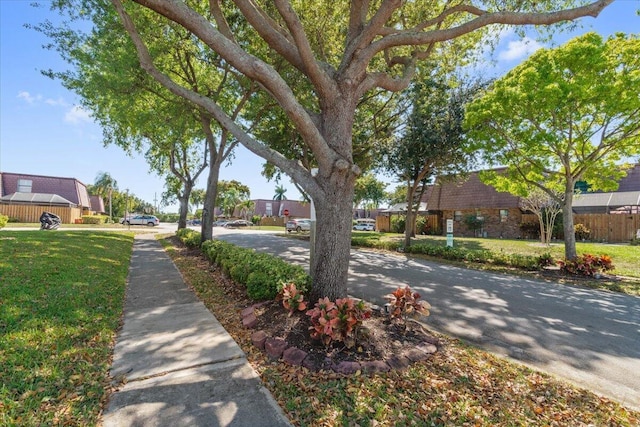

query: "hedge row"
xmin=176 ymin=228 xmax=311 ymax=300
xmin=403 ymin=244 xmax=544 ymax=270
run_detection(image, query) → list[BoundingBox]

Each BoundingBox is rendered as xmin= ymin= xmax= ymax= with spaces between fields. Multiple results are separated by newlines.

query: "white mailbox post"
xmin=446 ymin=219 xmax=454 ymax=247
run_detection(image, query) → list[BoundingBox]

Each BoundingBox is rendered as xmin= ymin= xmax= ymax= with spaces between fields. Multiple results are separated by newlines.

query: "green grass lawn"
xmin=0 ymin=231 xmax=133 ymax=426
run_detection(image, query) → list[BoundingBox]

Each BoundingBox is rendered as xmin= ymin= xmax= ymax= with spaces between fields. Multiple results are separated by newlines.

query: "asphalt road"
xmin=211 ymin=227 xmax=640 ymax=411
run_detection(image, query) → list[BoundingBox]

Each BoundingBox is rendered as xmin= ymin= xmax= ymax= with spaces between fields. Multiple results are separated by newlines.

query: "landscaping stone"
xmin=416 ymin=343 xmax=437 ymax=355
xmin=242 ymin=313 xmax=257 ymax=329
xmin=361 ymin=360 xmax=391 ymax=373
xmin=332 ymin=361 xmax=361 ymax=375
xmin=240 ymin=306 xmax=254 ymax=318
xmin=405 ymin=348 xmax=432 ymax=362
xmin=386 ymin=355 xmax=411 ymax=370
xmin=251 ymin=331 xmax=267 ymax=350
xmin=265 ymin=337 xmax=288 ymax=360
xmin=302 ymin=356 xmax=332 ymax=372
xmin=282 ymin=347 xmax=307 ymax=366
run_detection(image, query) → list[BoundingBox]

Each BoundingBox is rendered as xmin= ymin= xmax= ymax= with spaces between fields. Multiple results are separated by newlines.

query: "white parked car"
xmin=286 ymin=218 xmax=311 ymax=233
xmin=353 ymin=218 xmax=375 ymax=231
xmin=122 ymin=214 xmax=160 ymax=227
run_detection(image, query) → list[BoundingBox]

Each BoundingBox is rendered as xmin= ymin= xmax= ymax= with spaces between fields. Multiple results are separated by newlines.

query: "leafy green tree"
xmin=238 ymin=199 xmax=256 ymax=220
xmin=216 ymin=180 xmax=251 ymax=218
xmin=354 ymin=173 xmax=387 ymax=214
xmin=386 ymin=76 xmax=482 ymax=247
xmin=466 ymin=33 xmax=640 ymax=259
xmin=46 ymin=0 xmax=615 ymax=300
xmin=36 ymin=5 xmax=256 ymax=236
xmin=190 ymin=188 xmax=206 ymax=215
xmin=386 ymin=185 xmax=407 ymax=207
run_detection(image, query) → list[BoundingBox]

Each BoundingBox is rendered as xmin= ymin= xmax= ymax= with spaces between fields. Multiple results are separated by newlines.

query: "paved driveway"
xmin=212 ymin=228 xmax=640 ymax=410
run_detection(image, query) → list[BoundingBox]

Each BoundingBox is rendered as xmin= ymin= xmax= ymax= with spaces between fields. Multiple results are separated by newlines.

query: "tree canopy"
xmin=385 ymin=75 xmax=483 ymax=246
xmin=465 ymin=32 xmax=640 ymax=259
xmin=44 ymin=0 xmax=615 ymax=299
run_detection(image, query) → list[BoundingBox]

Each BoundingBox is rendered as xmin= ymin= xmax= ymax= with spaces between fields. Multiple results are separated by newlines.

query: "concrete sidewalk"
xmin=102 ymin=234 xmax=291 ymax=427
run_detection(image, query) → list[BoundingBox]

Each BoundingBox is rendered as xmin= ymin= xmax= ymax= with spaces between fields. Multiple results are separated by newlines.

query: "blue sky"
xmin=1 ymin=1 xmax=638 ymax=212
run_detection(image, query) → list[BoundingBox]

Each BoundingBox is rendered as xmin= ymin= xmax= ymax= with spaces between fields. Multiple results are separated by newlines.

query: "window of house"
xmin=454 ymin=210 xmax=462 ymax=221
xmin=500 ymin=209 xmax=509 ymax=223
xmin=17 ymin=179 xmax=32 ymax=193
xmin=265 ymin=202 xmax=272 ymax=217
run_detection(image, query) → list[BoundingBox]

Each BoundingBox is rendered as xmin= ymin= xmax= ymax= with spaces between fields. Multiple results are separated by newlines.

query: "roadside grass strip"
xmin=0 ymin=231 xmax=133 ymax=426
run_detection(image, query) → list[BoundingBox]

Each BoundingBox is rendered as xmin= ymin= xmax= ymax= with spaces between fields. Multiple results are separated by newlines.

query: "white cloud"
xmin=17 ymin=91 xmax=41 ymax=104
xmin=498 ymin=36 xmax=543 ymax=61
xmin=17 ymin=91 xmax=69 ymax=107
xmin=64 ymin=105 xmax=92 ymax=124
xmin=45 ymin=97 xmax=69 ymax=107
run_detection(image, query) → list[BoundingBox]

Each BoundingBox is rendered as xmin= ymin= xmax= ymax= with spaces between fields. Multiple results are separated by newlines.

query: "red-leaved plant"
xmin=384 ymin=286 xmax=431 ymax=324
xmin=277 ymin=282 xmax=307 ymax=316
xmin=558 ymin=254 xmax=614 ymax=277
xmin=306 ymin=297 xmax=371 ymax=347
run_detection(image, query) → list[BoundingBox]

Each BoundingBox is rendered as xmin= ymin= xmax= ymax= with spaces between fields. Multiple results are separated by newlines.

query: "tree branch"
xmin=113 ymin=0 xmax=315 ymax=191
xmin=360 ymin=1 xmax=613 ymax=70
xmin=273 ymin=0 xmax=336 ymax=100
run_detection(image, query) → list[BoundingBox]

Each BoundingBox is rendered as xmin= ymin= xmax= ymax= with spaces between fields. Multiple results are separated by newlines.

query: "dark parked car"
xmin=224 ymin=220 xmax=253 ymax=228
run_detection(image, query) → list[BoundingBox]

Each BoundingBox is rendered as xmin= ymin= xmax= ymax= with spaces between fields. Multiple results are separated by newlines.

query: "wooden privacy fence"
xmin=574 ymin=213 xmax=640 ymax=243
xmin=0 ymin=204 xmax=82 ymax=224
xmin=376 ymin=212 xmax=638 ymax=243
xmin=376 ymin=214 xmax=441 ymax=234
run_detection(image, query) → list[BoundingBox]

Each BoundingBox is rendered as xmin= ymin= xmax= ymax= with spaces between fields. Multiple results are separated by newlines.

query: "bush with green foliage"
xmin=157 ymin=213 xmax=180 ymax=223
xmin=350 ymin=234 xmax=403 ymax=251
xmin=519 ymin=222 xmax=540 ymax=239
xmin=176 ymin=228 xmax=202 ymax=248
xmin=403 ymin=243 xmax=542 ymax=271
xmin=0 ymin=214 xmax=8 ymax=228
xmin=199 ymin=239 xmax=310 ymax=301
xmin=574 ymin=223 xmax=591 ymax=241
xmin=463 ymin=214 xmax=484 ymax=236
xmin=390 ymin=216 xmax=405 ymax=234
xmin=81 ymin=215 xmax=109 ymax=224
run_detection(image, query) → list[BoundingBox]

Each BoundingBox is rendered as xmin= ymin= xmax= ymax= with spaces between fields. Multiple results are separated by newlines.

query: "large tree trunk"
xmin=177 ymin=184 xmax=192 ymax=230
xmin=308 ymin=102 xmax=358 ymax=302
xmin=562 ymin=185 xmax=577 ymax=260
xmin=404 ymin=179 xmax=423 ymax=248
xmin=201 ymin=153 xmax=222 ymax=242
xmin=310 ymin=182 xmax=355 ymax=302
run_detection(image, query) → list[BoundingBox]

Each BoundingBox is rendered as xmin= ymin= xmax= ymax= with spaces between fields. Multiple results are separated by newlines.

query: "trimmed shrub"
xmin=81 ymin=215 xmax=109 ymax=224
xmin=200 ymin=238 xmax=310 ymax=300
xmin=176 ymin=228 xmax=202 ymax=248
xmin=0 ymin=214 xmax=8 ymax=229
xmin=246 ymin=271 xmax=277 ymax=300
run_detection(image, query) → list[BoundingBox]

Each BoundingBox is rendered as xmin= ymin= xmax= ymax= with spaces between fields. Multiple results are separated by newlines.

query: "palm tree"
xmin=273 ymin=185 xmax=287 ymax=201
xmin=92 ymin=172 xmax=118 ymax=222
xmin=238 ymin=199 xmax=256 ymax=221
